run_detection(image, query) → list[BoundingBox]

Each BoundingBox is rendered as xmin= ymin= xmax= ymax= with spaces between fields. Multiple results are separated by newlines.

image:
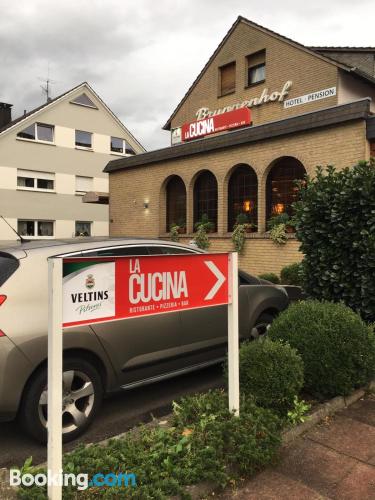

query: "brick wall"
xmin=169 ymin=20 xmax=339 ymax=131
xmin=109 ymin=119 xmax=367 ymax=275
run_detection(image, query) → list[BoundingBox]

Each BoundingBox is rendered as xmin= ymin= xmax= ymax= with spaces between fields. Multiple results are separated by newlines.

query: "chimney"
xmin=0 ymin=103 xmax=13 ymax=128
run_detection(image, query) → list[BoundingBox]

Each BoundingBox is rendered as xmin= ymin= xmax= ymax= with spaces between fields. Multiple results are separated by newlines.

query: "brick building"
xmin=105 ymin=16 xmax=375 ymax=276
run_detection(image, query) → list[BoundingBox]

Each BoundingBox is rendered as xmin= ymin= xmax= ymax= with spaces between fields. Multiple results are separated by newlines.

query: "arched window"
xmin=266 ymin=157 xmax=306 ymax=220
xmin=193 ymin=171 xmax=218 ymax=231
xmin=166 ymin=176 xmax=186 ymax=232
xmin=228 ymin=165 xmax=258 ymax=231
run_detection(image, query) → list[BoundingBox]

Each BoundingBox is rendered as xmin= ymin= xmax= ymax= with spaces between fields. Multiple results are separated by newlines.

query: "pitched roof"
xmin=162 ymin=16 xmax=375 ymax=130
xmin=310 ymin=46 xmax=375 ymax=52
xmin=0 ymin=82 xmax=146 ymax=152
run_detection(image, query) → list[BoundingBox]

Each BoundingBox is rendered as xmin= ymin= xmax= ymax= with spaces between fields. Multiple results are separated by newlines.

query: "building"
xmin=0 ymin=82 xmax=144 ymax=243
xmin=104 ymin=16 xmax=375 ymax=275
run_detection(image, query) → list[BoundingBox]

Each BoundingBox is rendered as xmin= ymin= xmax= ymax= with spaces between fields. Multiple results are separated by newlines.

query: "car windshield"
xmin=0 ymin=252 xmax=19 ymax=286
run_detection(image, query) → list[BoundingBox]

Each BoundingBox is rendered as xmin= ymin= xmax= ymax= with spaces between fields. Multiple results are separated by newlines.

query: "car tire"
xmin=250 ymin=312 xmax=275 ymax=340
xmin=19 ymin=356 xmax=103 ymax=444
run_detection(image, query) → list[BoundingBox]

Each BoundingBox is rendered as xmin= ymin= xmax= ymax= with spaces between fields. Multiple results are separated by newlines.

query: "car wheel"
xmin=250 ymin=312 xmax=275 ymax=340
xmin=19 ymin=357 xmax=103 ymax=444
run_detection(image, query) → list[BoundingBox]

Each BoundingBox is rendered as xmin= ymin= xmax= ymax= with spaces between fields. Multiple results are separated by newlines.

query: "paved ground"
xmin=0 ymin=364 xmax=223 ymax=468
xmin=220 ymin=394 xmax=375 ymax=499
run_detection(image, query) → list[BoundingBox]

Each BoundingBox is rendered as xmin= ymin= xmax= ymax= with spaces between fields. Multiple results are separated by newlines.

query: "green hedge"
xmin=258 ymin=273 xmax=280 ymax=284
xmin=294 ymin=161 xmax=375 ymax=321
xmin=280 ymin=262 xmax=303 ymax=286
xmin=236 ymin=340 xmax=304 ymax=415
xmin=19 ymin=390 xmax=282 ymax=499
xmin=268 ymin=300 xmax=375 ymax=399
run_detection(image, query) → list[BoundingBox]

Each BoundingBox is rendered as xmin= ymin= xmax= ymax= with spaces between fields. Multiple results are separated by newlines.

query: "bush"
xmin=268 ymin=300 xmax=375 ymax=399
xmin=294 ymin=161 xmax=375 ymax=321
xmin=280 ymin=262 xmax=303 ymax=286
xmin=236 ymin=340 xmax=304 ymax=415
xmin=258 ymin=272 xmax=280 ymax=284
xmin=19 ymin=390 xmax=282 ymax=499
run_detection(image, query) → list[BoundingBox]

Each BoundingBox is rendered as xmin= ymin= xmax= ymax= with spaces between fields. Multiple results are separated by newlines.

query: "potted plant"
xmin=235 ymin=213 xmax=257 ymax=233
xmin=267 ymin=212 xmax=290 ymax=230
xmin=176 ymin=217 xmax=187 ymax=234
xmin=169 ymin=223 xmax=180 ymax=242
xmin=194 ymin=213 xmax=215 ymax=233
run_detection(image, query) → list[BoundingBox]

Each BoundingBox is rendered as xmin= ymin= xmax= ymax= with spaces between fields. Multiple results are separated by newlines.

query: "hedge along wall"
xmin=295 ymin=161 xmax=375 ymax=322
xmin=176 ymin=235 xmax=301 ymax=276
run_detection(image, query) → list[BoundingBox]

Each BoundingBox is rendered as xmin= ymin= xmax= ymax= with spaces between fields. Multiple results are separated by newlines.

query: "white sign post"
xmin=47 ymin=257 xmax=63 ymax=500
xmin=227 ymin=252 xmax=240 ymax=415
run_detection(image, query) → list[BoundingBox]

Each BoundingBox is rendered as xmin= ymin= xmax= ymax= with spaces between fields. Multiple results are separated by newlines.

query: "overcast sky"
xmin=1 ymin=0 xmax=374 ymax=151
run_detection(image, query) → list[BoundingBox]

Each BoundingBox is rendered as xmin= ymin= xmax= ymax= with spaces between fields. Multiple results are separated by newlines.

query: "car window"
xmin=82 ymin=246 xmax=150 ymax=257
xmin=0 ymin=252 xmax=19 ymax=286
xmin=148 ymin=246 xmax=196 ymax=255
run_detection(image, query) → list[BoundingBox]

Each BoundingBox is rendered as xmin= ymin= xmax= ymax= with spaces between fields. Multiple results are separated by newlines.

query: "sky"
xmin=1 ymin=0 xmax=374 ymax=151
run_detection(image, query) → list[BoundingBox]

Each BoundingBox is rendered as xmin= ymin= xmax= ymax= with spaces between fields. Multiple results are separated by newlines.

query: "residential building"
xmin=104 ymin=16 xmax=375 ymax=276
xmin=0 ymin=82 xmax=144 ymax=243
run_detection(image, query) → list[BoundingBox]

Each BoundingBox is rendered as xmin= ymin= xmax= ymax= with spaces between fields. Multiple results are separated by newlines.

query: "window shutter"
xmin=220 ymin=62 xmax=236 ymax=95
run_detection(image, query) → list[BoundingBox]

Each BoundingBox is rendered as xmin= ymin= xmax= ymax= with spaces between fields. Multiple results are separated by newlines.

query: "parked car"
xmin=0 ymin=238 xmax=296 ymax=443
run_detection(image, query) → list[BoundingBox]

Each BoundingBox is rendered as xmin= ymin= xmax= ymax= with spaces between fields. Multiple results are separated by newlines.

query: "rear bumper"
xmin=0 ymin=336 xmax=32 ymax=422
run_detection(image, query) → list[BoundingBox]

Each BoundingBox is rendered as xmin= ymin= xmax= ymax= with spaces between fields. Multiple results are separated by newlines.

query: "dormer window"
xmin=247 ymin=50 xmax=266 ymax=86
xmin=17 ymin=123 xmax=54 ymax=142
xmin=110 ymin=137 xmax=136 ymax=155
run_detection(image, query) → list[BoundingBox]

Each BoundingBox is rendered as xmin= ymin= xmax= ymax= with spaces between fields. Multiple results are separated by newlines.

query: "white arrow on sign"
xmin=204 ymin=260 xmax=226 ymax=300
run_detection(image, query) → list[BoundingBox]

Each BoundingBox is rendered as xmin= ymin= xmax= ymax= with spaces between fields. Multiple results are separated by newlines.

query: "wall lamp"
xmin=143 ymin=202 xmax=149 ymax=209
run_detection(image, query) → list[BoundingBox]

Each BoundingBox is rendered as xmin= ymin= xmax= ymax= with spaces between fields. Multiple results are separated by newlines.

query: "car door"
xmin=149 ymin=245 xmax=228 ymax=367
xmin=81 ymin=245 xmax=183 ymax=386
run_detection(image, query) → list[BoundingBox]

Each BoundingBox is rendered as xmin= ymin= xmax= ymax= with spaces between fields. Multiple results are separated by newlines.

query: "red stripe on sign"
xmin=181 ymin=108 xmax=251 ymax=141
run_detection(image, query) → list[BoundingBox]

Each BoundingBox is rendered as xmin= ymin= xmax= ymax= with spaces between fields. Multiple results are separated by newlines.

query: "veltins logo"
xmin=86 ymin=274 xmax=95 ymax=289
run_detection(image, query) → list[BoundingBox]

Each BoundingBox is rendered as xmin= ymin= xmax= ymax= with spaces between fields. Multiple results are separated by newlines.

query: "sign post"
xmin=47 ymin=251 xmax=239 ymax=498
xmin=47 ymin=257 xmax=63 ymax=500
xmin=227 ymin=252 xmax=239 ymax=415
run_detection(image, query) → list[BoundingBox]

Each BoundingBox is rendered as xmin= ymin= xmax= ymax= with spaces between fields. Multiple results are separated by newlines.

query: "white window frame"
xmin=75 ymin=221 xmax=92 ymax=237
xmin=110 ymin=137 xmax=126 ymax=156
xmin=75 ymin=130 xmax=93 ymax=150
xmin=17 ymin=219 xmax=55 ymax=239
xmin=17 ymin=169 xmax=55 ymax=193
xmin=16 ymin=122 xmax=55 ymax=145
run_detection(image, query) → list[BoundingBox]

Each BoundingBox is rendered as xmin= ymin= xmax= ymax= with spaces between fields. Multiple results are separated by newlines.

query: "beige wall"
xmin=109 ymin=119 xmax=367 ymax=275
xmin=170 ymin=20 xmax=340 ymax=130
xmin=0 ymin=84 xmax=142 ymax=241
xmin=338 ymin=71 xmax=375 ymax=112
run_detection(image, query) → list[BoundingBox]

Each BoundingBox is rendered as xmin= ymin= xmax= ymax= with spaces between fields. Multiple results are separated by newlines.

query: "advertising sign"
xmin=62 ymin=253 xmax=230 ymax=327
xmin=180 ymin=108 xmax=251 ymax=142
xmin=284 ymin=86 xmax=336 ymax=108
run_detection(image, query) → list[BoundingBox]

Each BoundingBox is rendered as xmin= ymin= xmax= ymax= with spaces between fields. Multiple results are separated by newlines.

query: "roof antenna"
xmin=38 ymin=63 xmax=58 ymax=103
xmin=0 ymin=215 xmax=26 ymax=243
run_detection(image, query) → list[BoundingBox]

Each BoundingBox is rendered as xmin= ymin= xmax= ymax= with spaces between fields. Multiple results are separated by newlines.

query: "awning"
xmin=82 ymin=191 xmax=109 ymax=204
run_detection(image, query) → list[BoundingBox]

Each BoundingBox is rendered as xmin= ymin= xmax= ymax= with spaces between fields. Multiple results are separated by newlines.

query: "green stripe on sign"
xmin=63 ymin=261 xmax=101 ymax=277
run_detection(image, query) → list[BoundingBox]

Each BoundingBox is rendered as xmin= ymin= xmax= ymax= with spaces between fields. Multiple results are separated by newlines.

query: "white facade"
xmin=0 ymin=83 xmax=145 ymax=243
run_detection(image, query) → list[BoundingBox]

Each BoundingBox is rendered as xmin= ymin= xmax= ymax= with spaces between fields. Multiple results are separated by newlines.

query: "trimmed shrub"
xmin=280 ymin=262 xmax=303 ymax=286
xmin=294 ymin=161 xmax=375 ymax=321
xmin=236 ymin=339 xmax=304 ymax=415
xmin=268 ymin=300 xmax=375 ymax=399
xmin=258 ymin=272 xmax=280 ymax=284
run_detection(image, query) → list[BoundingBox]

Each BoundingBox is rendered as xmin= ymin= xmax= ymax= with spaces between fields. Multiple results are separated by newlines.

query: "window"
xmin=266 ymin=157 xmax=306 ymax=220
xmin=228 ymin=165 xmax=258 ymax=231
xmin=111 ymin=137 xmax=125 ymax=154
xmin=219 ymin=62 xmax=236 ymax=96
xmin=17 ymin=169 xmax=55 ymax=191
xmin=17 ymin=220 xmax=54 ymax=238
xmin=75 ymin=221 xmax=92 ymax=237
xmin=166 ymin=176 xmax=186 ymax=232
xmin=17 ymin=123 xmax=54 ymax=142
xmin=82 ymin=246 xmax=150 ymax=257
xmin=70 ymin=93 xmax=98 ymax=109
xmin=125 ymin=145 xmax=136 ymax=155
xmin=193 ymin=171 xmax=218 ymax=231
xmin=247 ymin=50 xmax=266 ymax=86
xmin=75 ymin=130 xmax=92 ymax=149
xmin=75 ymin=176 xmax=93 ymax=194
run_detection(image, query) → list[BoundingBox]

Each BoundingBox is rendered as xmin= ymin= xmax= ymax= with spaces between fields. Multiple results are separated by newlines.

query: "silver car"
xmin=0 ymin=238 xmax=291 ymax=443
